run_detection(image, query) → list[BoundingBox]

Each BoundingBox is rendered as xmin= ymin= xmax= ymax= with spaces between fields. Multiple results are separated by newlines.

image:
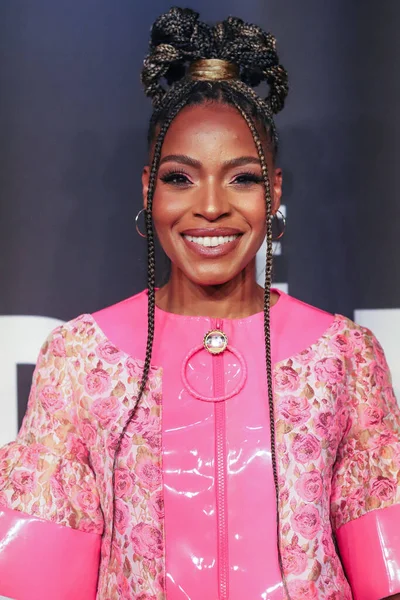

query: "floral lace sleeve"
xmin=331 ymin=327 xmax=400 ymax=600
xmin=0 ymin=326 xmax=103 ymax=534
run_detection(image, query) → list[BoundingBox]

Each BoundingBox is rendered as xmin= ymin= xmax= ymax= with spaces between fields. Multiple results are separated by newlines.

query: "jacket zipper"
xmin=214 ymin=318 xmax=229 ymax=600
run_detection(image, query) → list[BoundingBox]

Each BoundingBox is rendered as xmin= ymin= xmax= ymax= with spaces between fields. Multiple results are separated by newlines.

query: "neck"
xmin=155 ymin=262 xmax=278 ymax=320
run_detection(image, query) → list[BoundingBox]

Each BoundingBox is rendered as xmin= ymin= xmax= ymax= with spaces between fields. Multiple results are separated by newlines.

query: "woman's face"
xmin=142 ymin=102 xmax=282 ymax=287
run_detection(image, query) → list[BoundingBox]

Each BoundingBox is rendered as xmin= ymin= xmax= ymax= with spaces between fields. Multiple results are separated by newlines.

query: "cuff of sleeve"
xmin=336 ymin=503 xmax=400 ymax=600
xmin=0 ymin=506 xmax=101 ymax=600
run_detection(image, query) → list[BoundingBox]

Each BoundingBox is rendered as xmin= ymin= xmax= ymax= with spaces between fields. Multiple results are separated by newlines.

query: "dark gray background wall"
xmin=1 ymin=1 xmax=399 ymax=443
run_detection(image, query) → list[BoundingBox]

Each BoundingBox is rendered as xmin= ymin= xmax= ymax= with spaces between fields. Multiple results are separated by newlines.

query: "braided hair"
xmin=110 ymin=6 xmax=289 ymax=594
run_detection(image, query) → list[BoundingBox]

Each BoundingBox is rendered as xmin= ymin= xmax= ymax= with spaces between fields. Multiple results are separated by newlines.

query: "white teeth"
xmin=183 ymin=234 xmax=239 ymax=247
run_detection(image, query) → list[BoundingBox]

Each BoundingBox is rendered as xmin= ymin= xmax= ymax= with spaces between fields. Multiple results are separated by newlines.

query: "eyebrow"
xmin=159 ymin=154 xmax=261 ymax=169
xmin=159 ymin=154 xmax=201 ymax=168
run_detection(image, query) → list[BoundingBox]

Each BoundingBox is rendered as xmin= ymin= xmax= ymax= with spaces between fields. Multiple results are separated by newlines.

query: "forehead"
xmin=160 ymin=102 xmax=259 ymax=159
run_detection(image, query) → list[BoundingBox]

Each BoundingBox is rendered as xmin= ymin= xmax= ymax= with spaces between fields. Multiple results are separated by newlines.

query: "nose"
xmin=193 ymin=180 xmax=231 ymax=221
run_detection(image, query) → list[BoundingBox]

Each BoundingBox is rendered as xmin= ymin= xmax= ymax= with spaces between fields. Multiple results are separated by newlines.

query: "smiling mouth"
xmin=182 ymin=234 xmax=240 ymax=247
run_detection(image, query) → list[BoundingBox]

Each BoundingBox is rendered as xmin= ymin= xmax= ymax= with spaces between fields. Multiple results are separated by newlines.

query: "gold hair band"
xmin=189 ymin=59 xmax=239 ymax=81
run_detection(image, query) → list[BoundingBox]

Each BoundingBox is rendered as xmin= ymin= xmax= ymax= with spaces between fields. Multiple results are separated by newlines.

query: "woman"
xmin=0 ymin=7 xmax=399 ymax=600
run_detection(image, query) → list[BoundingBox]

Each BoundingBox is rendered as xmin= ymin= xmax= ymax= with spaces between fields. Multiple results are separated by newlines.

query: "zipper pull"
xmin=203 ymin=319 xmax=227 ymax=355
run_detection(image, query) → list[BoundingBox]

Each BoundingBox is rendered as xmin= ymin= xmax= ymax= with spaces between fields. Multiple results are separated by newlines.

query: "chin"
xmin=185 ymin=269 xmax=239 ymax=287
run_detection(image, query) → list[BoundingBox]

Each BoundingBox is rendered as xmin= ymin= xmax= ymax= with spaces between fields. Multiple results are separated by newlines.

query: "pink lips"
xmin=180 ymin=228 xmax=243 ymax=258
xmin=181 ymin=227 xmax=243 ymax=237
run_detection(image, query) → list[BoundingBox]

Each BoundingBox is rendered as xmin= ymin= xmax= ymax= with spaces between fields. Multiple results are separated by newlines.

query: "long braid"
xmin=221 ymin=82 xmax=289 ymax=598
xmin=108 ymin=82 xmax=194 ymax=561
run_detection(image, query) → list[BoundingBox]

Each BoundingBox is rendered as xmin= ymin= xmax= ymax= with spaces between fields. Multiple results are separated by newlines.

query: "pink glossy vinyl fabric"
xmin=0 ymin=506 xmax=100 ymax=600
xmin=155 ymin=313 xmax=283 ymax=599
xmin=336 ymin=503 xmax=400 ymax=600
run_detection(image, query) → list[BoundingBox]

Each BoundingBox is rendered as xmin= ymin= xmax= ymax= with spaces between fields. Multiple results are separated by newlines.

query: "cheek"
xmin=243 ymin=191 xmax=267 ymax=232
xmin=151 ymin=189 xmax=182 ymax=229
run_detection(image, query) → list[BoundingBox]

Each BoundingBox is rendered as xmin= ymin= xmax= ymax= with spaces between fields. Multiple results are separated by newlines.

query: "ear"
xmin=142 ymin=166 xmax=150 ymax=210
xmin=271 ymin=167 xmax=283 ymax=215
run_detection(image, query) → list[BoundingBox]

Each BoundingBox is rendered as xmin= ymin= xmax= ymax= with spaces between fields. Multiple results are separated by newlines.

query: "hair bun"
xmin=213 ymin=17 xmax=288 ymax=114
xmin=141 ymin=8 xmax=209 ymax=108
xmin=141 ymin=7 xmax=288 ymax=114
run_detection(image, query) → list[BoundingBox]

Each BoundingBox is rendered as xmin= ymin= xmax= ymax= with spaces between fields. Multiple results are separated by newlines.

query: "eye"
xmin=232 ymin=172 xmax=263 ymax=186
xmin=160 ymin=170 xmax=192 ymax=186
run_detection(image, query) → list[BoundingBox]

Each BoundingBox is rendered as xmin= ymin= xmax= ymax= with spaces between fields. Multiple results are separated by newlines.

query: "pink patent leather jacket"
xmin=0 ymin=289 xmax=400 ymax=600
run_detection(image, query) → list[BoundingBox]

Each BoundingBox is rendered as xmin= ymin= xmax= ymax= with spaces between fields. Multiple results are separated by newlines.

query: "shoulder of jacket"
xmin=334 ymin=314 xmax=376 ymax=342
xmin=324 ymin=314 xmax=381 ymax=369
xmin=43 ymin=315 xmax=101 ymax=360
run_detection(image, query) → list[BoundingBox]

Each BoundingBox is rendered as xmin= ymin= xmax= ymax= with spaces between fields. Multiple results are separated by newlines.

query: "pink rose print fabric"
xmin=0 ymin=315 xmax=164 ymax=599
xmin=275 ymin=318 xmax=400 ymax=597
xmin=0 ymin=307 xmax=399 ymax=599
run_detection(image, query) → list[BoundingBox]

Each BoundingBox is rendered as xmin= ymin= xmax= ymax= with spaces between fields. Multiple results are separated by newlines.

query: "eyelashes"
xmin=160 ymin=170 xmax=191 ymax=186
xmin=232 ymin=172 xmax=263 ymax=185
xmin=159 ymin=169 xmax=263 ymax=187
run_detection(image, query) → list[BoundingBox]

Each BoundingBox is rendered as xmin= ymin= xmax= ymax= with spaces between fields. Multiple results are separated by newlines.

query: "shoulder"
xmin=281 ymin=288 xmax=377 ymax=354
xmin=312 ymin=313 xmax=390 ymax=388
xmin=92 ymin=288 xmax=148 ymax=326
xmin=43 ymin=289 xmax=148 ymax=362
xmin=278 ymin=291 xmax=381 ymax=367
xmin=280 ymin=293 xmax=373 ymax=347
xmin=327 ymin=313 xmax=381 ymax=360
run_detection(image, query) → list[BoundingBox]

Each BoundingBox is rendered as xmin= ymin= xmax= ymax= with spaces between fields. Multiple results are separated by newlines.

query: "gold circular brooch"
xmin=203 ymin=330 xmax=228 ymax=355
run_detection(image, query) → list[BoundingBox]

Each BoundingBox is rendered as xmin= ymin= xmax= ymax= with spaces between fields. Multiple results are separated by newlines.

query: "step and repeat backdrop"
xmin=0 ymin=1 xmax=399 ymax=446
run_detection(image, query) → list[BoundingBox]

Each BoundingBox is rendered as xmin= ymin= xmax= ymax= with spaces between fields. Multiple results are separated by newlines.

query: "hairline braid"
xmin=108 ymin=81 xmax=194 ymax=564
xmin=230 ymin=79 xmax=278 ymax=145
xmin=221 ymin=81 xmax=289 ymax=597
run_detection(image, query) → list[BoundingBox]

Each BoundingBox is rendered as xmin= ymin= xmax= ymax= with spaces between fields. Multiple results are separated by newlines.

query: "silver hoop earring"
xmin=135 ymin=208 xmax=147 ymax=238
xmin=270 ymin=209 xmax=286 ymax=241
